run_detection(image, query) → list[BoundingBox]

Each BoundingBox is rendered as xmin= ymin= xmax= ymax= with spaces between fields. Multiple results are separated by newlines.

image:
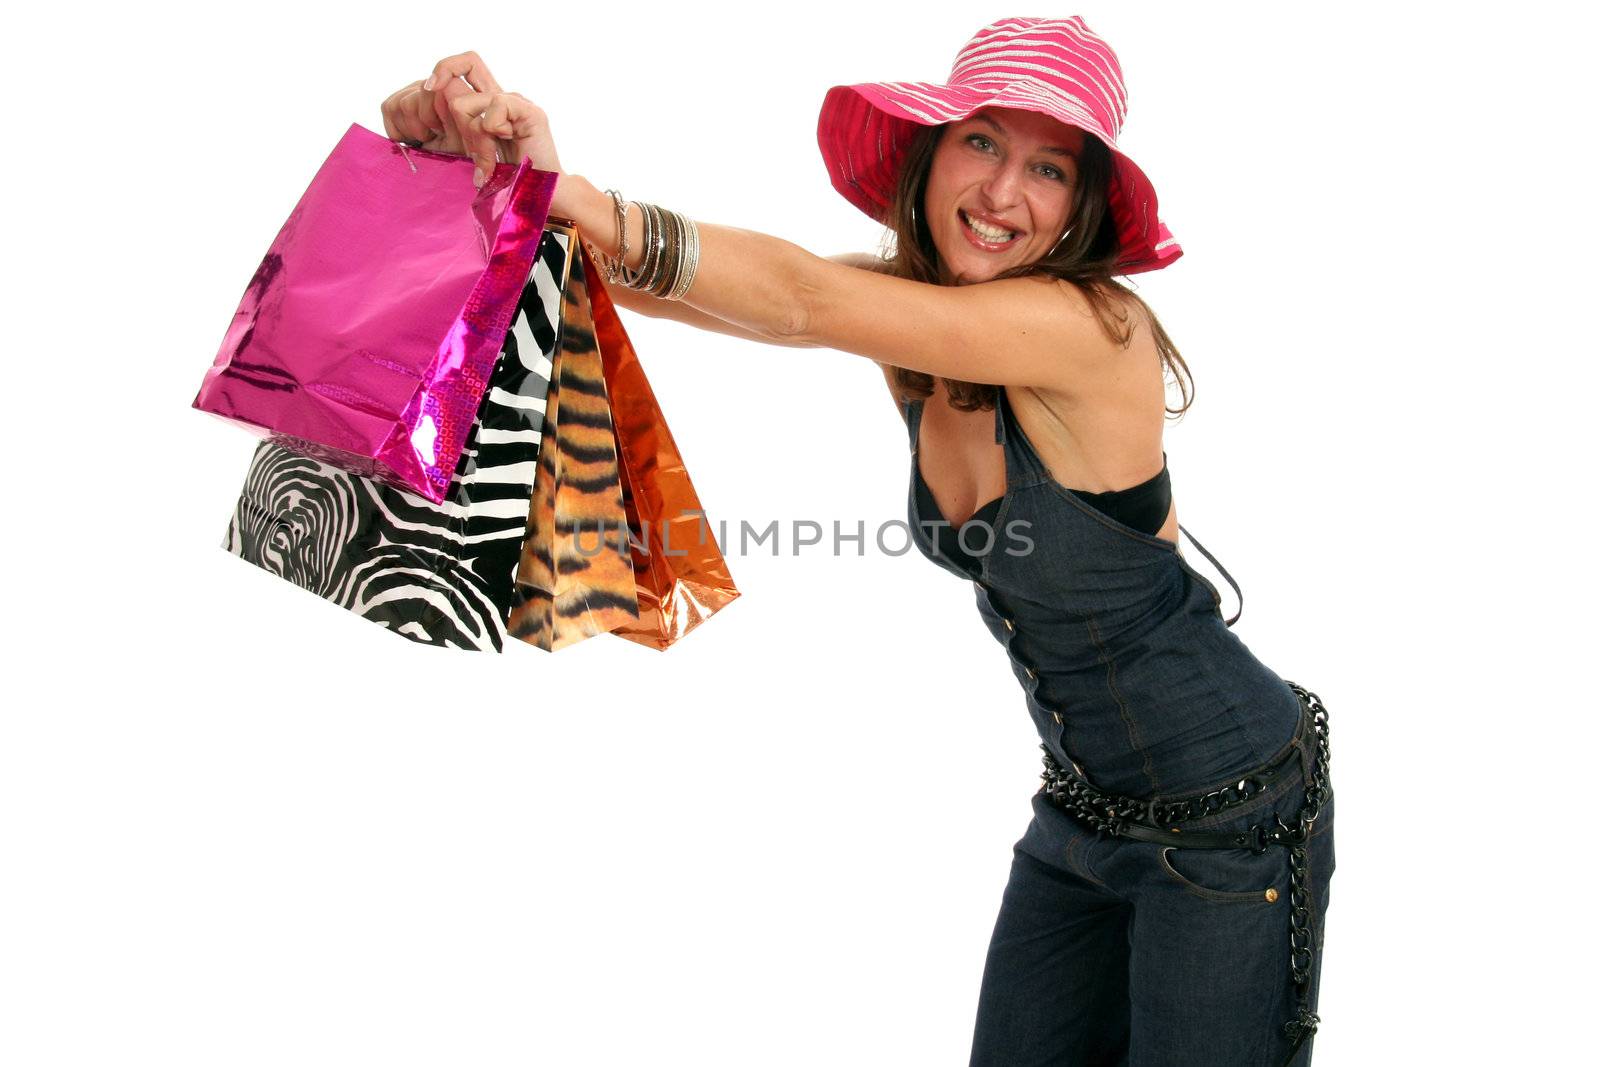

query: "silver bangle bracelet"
xmin=623 ymin=200 xmax=658 ymax=292
xmin=667 ymin=213 xmax=700 ymax=301
xmin=614 ymin=200 xmax=698 ymax=300
xmin=602 ymin=188 xmax=629 ymax=285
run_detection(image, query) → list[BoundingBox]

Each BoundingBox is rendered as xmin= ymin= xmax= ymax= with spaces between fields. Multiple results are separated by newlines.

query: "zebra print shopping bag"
xmin=220 ymin=224 xmax=576 ymax=651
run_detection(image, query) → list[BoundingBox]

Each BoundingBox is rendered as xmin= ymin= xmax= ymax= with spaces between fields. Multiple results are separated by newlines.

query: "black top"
xmin=914 ymin=455 xmax=1171 ymax=571
xmin=901 ymin=385 xmax=1282 ymax=800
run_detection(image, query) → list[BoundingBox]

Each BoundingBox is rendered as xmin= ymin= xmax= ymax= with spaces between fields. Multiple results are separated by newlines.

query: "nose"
xmin=980 ymin=161 xmax=1025 ymax=211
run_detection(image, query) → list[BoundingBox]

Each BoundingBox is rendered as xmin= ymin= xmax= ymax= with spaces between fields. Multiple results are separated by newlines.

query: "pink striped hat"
xmin=817 ymin=16 xmax=1181 ymax=275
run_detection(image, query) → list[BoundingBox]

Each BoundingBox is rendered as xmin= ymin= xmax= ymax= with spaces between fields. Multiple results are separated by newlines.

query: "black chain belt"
xmin=1035 ymin=679 xmax=1333 ymax=1067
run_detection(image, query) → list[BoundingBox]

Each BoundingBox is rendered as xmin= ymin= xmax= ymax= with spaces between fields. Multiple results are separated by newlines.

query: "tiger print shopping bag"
xmin=506 ymin=243 xmax=641 ymax=651
xmin=221 ymin=221 xmax=735 ymax=653
xmin=220 ymin=225 xmax=577 ymax=651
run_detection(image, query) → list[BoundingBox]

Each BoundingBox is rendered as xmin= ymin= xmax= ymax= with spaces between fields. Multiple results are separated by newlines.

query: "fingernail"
xmin=473 ymin=167 xmax=485 ymax=188
xmin=423 ymin=74 xmax=436 ymax=90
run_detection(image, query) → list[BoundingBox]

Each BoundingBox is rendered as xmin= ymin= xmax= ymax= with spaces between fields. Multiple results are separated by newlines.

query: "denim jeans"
xmin=967 ymin=718 xmax=1336 ymax=1067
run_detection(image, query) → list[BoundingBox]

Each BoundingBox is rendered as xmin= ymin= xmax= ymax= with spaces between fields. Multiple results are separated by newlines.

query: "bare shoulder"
xmin=1044 ymin=276 xmax=1142 ymax=332
xmin=1080 ymin=279 xmax=1150 ymax=340
xmin=1043 ymin=278 xmax=1154 ymax=377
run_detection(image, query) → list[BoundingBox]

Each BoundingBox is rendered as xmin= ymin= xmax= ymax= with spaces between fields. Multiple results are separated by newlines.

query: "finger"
xmin=421 ymin=50 xmax=503 ymax=96
xmin=428 ymin=74 xmax=493 ymax=155
xmin=483 ymin=92 xmax=558 ymax=170
xmin=429 ymin=73 xmax=477 ymax=151
xmin=400 ymin=86 xmax=448 ymax=145
xmin=474 ymin=93 xmax=531 ymax=142
xmin=379 ymin=82 xmax=420 ymax=142
xmin=449 ymin=89 xmax=531 ymax=184
xmin=382 ymin=84 xmax=441 ymax=144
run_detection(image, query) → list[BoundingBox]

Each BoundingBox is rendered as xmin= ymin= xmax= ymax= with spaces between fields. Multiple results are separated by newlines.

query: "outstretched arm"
xmin=602 ymin=250 xmax=907 ymax=417
xmin=558 ymin=175 xmax=1103 ymax=393
xmin=559 ymin=172 xmax=816 ymax=345
xmin=601 ymin=251 xmax=891 ymax=350
xmin=394 ymin=52 xmax=1113 ymax=394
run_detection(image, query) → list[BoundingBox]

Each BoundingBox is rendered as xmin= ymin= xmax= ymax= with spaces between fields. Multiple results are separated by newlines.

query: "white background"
xmin=5 ymin=1 xmax=1593 ymax=1062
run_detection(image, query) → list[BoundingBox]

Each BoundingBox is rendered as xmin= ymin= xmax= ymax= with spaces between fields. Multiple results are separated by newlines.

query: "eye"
xmin=965 ymin=133 xmax=1070 ymax=182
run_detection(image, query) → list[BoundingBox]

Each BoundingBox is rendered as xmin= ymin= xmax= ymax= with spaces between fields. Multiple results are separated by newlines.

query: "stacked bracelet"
xmin=668 ymin=214 xmax=700 ymax=301
xmin=601 ymin=189 xmax=630 ymax=286
xmin=601 ymin=192 xmax=701 ymax=302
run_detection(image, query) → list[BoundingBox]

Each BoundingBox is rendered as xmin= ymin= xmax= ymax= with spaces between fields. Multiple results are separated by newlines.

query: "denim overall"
xmin=903 ymin=389 xmax=1336 ymax=1067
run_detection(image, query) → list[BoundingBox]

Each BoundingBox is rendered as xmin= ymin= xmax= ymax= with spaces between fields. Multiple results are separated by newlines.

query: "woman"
xmin=382 ymin=16 xmax=1334 ymax=1066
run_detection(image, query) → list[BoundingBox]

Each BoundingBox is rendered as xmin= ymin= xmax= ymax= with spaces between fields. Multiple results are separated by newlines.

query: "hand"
xmin=380 ymin=50 xmax=563 ymax=188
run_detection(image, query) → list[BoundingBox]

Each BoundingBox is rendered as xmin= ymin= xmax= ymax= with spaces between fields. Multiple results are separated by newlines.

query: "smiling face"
xmin=923 ymin=107 xmax=1085 ymax=285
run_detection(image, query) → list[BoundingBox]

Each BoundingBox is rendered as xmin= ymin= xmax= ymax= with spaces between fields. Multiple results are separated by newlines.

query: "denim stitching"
xmin=1084 ymin=610 xmax=1159 ymax=793
xmin=1068 ymin=828 xmax=1115 ymax=892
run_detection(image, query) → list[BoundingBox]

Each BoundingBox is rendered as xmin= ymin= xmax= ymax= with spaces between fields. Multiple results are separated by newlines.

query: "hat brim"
xmin=817 ymin=81 xmax=1181 ymax=275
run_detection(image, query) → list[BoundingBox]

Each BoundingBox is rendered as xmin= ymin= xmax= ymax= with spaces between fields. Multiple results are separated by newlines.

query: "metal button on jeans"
xmin=1004 ymin=618 xmax=1014 ymax=632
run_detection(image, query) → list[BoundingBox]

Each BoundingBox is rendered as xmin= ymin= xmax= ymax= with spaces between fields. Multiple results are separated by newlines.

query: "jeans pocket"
xmin=1157 ymin=843 xmax=1289 ymax=903
xmin=1151 ymin=762 xmax=1311 ymax=904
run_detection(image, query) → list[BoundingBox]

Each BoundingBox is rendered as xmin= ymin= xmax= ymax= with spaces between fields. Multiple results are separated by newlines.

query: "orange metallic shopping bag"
xmin=580 ymin=241 xmax=741 ymax=649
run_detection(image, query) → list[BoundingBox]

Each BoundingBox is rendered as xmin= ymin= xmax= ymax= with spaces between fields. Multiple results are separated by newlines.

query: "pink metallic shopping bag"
xmin=192 ymin=122 xmax=559 ymax=504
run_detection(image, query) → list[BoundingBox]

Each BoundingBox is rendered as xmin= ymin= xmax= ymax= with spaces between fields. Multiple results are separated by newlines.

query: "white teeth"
xmin=961 ymin=210 xmax=1016 ymax=242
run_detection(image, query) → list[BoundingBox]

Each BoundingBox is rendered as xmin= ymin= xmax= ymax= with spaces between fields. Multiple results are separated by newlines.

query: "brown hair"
xmin=874 ymin=123 xmax=1194 ymax=418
